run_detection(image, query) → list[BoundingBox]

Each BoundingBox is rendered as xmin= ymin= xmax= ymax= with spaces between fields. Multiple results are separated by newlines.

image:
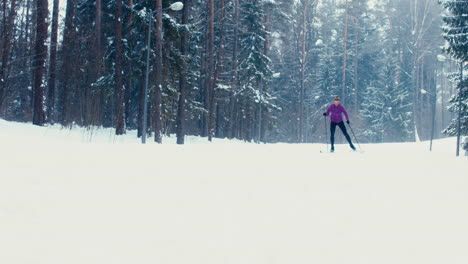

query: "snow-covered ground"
xmin=1 ymin=119 xmax=467 ymax=264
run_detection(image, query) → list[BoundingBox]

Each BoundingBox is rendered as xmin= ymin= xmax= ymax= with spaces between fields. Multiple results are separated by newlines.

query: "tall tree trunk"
xmin=84 ymin=1 xmax=103 ymax=126
xmin=0 ymin=0 xmax=18 ymax=110
xmin=1 ymin=0 xmax=6 ymax=43
xmin=92 ymin=0 xmax=102 ymax=126
xmin=14 ymin=0 xmax=26 ymax=119
xmin=200 ymin=14 xmax=209 ymax=137
xmin=260 ymin=3 xmax=270 ymax=143
xmin=125 ymin=0 xmax=134 ymax=129
xmin=353 ymin=13 xmax=359 ymax=115
xmin=29 ymin=0 xmax=37 ymax=120
xmin=154 ymin=0 xmax=163 ymax=143
xmin=207 ymin=0 xmax=215 ymax=141
xmin=47 ymin=0 xmax=59 ymax=123
xmin=176 ymin=0 xmax=190 ymax=144
xmin=138 ymin=78 xmax=143 ymax=138
xmin=115 ymin=0 xmax=125 ymax=135
xmin=19 ymin=0 xmax=32 ymax=120
xmin=162 ymin=32 xmax=171 ymax=135
xmin=213 ymin=0 xmax=226 ymax=139
xmin=60 ymin=0 xmax=77 ymax=125
xmin=341 ymin=0 xmax=349 ymax=103
xmin=32 ymin=0 xmax=48 ymax=126
xmin=441 ymin=63 xmax=445 ymax=130
xmin=227 ymin=0 xmax=239 ymax=139
xmin=0 ymin=0 xmax=7 ymax=70
xmin=299 ymin=0 xmax=308 ymax=143
xmin=419 ymin=57 xmax=424 ymax=138
xmin=413 ymin=57 xmax=420 ymax=140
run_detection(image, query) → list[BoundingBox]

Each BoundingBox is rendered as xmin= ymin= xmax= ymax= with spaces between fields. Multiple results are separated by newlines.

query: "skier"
xmin=323 ymin=96 xmax=356 ymax=152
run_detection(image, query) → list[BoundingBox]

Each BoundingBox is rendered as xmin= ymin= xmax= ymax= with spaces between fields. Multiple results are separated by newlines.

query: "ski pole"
xmin=347 ymin=123 xmax=362 ymax=151
xmin=324 ymin=116 xmax=328 ymax=152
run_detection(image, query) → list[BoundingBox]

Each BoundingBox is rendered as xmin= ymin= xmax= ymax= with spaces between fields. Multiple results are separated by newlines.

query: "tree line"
xmin=0 ymin=0 xmax=465 ymax=144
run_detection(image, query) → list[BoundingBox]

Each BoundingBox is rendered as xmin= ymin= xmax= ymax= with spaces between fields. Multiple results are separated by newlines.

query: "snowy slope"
xmin=1 ymin=119 xmax=467 ymax=264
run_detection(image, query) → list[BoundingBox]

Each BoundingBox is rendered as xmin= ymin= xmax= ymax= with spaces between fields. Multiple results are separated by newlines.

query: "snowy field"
xmin=1 ymin=119 xmax=467 ymax=264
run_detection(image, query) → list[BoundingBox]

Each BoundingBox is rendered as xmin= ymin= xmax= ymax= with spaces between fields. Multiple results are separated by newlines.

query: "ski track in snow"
xmin=1 ymin=119 xmax=467 ymax=264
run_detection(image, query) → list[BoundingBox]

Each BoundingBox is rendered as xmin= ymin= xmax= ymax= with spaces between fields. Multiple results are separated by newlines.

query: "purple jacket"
xmin=326 ymin=104 xmax=349 ymax=123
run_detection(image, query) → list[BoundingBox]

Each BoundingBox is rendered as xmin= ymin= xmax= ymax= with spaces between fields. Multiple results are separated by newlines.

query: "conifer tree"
xmin=441 ymin=0 xmax=468 ymax=137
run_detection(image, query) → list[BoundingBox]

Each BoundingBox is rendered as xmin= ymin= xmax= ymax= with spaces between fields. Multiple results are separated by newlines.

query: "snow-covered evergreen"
xmin=441 ymin=0 xmax=468 ymax=138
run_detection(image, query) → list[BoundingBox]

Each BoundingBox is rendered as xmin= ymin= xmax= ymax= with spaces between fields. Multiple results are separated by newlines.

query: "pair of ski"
xmin=320 ymin=149 xmax=364 ymax=154
xmin=321 ymin=116 xmax=363 ymax=154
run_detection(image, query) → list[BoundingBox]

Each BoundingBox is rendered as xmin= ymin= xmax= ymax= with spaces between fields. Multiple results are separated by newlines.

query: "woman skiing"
xmin=323 ymin=96 xmax=356 ymax=152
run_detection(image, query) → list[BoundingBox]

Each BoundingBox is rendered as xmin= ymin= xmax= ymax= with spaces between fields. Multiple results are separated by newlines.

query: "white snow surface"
xmin=1 ymin=119 xmax=467 ymax=264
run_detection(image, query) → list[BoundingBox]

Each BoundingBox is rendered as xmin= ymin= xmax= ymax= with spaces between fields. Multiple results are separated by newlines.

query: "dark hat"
xmin=334 ymin=96 xmax=340 ymax=101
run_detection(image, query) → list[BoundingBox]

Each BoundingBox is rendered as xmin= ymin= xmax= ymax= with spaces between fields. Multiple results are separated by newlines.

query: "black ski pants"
xmin=330 ymin=121 xmax=353 ymax=148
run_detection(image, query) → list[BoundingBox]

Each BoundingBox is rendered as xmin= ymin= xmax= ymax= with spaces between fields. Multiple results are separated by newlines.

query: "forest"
xmin=0 ymin=0 xmax=466 ymax=144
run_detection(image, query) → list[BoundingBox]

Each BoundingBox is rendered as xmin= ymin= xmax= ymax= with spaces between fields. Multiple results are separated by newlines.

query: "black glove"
xmin=346 ymin=120 xmax=350 ymax=124
xmin=323 ymin=113 xmax=327 ymax=116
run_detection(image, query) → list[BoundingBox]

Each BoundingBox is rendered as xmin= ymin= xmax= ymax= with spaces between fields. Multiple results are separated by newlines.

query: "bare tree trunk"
xmin=419 ymin=57 xmax=424 ymax=138
xmin=0 ymin=0 xmax=7 ymax=68
xmin=13 ymin=0 xmax=26 ymax=118
xmin=162 ymin=32 xmax=171 ymax=135
xmin=259 ymin=3 xmax=270 ymax=143
xmin=125 ymin=0 xmax=134 ymax=129
xmin=32 ymin=0 xmax=48 ymax=126
xmin=115 ymin=0 xmax=125 ymax=135
xmin=413 ymin=58 xmax=420 ymax=140
xmin=213 ymin=0 xmax=226 ymax=139
xmin=299 ymin=0 xmax=308 ymax=143
xmin=200 ymin=16 xmax=209 ymax=137
xmin=411 ymin=0 xmax=419 ymax=140
xmin=207 ymin=0 xmax=215 ymax=141
xmin=28 ymin=0 xmax=36 ymax=120
xmin=60 ymin=0 xmax=77 ymax=125
xmin=18 ymin=0 xmax=32 ymax=120
xmin=341 ymin=0 xmax=349 ymax=103
xmin=1 ymin=0 xmax=6 ymax=43
xmin=154 ymin=0 xmax=163 ymax=143
xmin=353 ymin=13 xmax=359 ymax=115
xmin=176 ymin=0 xmax=190 ymax=144
xmin=47 ymin=0 xmax=59 ymax=123
xmin=227 ymin=0 xmax=239 ymax=139
xmin=93 ymin=0 xmax=102 ymax=126
xmin=86 ymin=0 xmax=102 ymax=126
xmin=0 ymin=0 xmax=18 ymax=110
xmin=441 ymin=63 xmax=445 ymax=130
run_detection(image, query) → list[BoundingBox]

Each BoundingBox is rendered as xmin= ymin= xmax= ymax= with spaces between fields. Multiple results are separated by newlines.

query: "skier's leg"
xmin=330 ymin=122 xmax=337 ymax=151
xmin=338 ymin=122 xmax=355 ymax=150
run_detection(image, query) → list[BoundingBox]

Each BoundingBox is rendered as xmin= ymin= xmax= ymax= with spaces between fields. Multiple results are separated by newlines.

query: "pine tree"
xmin=315 ymin=0 xmax=341 ymax=105
xmin=441 ymin=0 xmax=468 ymax=137
xmin=358 ymin=0 xmax=413 ymax=142
xmin=238 ymin=0 xmax=273 ymax=141
xmin=361 ymin=56 xmax=412 ymax=142
xmin=441 ymin=0 xmax=468 ymax=62
xmin=442 ymin=71 xmax=467 ymax=136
